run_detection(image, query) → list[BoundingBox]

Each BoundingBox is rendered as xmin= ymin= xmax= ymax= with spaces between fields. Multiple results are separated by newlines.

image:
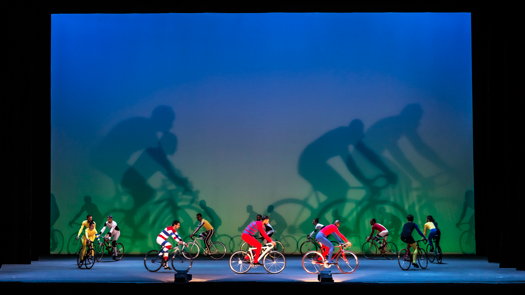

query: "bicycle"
xmin=95 ymin=235 xmax=125 ymax=261
xmin=426 ymin=237 xmax=443 ymax=264
xmin=76 ymin=240 xmax=96 ymax=269
xmin=229 ymin=242 xmax=286 ymax=274
xmin=397 ymin=239 xmax=428 ymax=270
xmin=185 ymin=234 xmax=226 ymax=260
xmin=144 ymin=243 xmax=193 ymax=272
xmin=302 ymin=243 xmax=359 ymax=274
xmin=361 ymin=236 xmax=398 ymax=259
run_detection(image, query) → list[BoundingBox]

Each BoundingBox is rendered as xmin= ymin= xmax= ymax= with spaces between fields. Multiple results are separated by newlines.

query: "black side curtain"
xmin=472 ymin=3 xmax=525 ymax=270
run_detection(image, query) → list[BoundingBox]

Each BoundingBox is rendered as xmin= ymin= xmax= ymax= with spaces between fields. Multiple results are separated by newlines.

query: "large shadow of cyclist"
xmin=90 ymin=105 xmax=196 ymax=244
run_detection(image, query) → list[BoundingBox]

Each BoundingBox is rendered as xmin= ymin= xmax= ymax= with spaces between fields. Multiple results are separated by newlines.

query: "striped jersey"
xmin=158 ymin=226 xmax=182 ymax=243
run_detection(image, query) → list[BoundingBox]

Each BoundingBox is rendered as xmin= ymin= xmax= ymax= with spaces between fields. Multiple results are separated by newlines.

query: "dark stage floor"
xmin=1 ymin=255 xmax=524 ymax=290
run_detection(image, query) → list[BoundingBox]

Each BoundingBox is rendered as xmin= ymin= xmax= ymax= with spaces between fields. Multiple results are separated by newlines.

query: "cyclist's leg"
xmin=435 ymin=231 xmax=442 ymax=253
xmin=428 ymin=229 xmax=437 ymax=252
xmin=156 ymin=237 xmax=172 ymax=267
xmin=378 ymin=230 xmax=389 ymax=249
xmin=242 ymin=233 xmax=262 ymax=263
xmin=111 ymin=231 xmax=121 ymax=256
xmin=316 ymin=233 xmax=334 ymax=263
xmin=80 ymin=237 xmax=87 ymax=260
xmin=402 ymin=236 xmax=418 ymax=266
xmin=203 ymin=229 xmax=214 ymax=252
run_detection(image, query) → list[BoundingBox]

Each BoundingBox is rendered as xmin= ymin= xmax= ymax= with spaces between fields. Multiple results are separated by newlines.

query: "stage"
xmin=1 ymin=255 xmax=523 ymax=290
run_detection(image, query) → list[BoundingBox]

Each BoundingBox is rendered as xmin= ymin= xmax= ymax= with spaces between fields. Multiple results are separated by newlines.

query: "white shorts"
xmin=378 ymin=230 xmax=389 ymax=237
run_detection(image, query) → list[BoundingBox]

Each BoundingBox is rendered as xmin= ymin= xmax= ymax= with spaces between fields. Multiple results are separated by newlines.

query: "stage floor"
xmin=1 ymin=256 xmax=524 ymax=290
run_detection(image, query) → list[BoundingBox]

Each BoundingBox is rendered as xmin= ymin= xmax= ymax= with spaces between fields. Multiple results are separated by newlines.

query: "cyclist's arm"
xmin=334 ymin=229 xmax=349 ymax=243
xmin=191 ymin=222 xmax=204 ymax=236
xmin=414 ymin=224 xmax=425 ymax=239
xmin=100 ymin=225 xmax=106 ymax=235
xmin=172 ymin=232 xmax=184 ymax=244
xmin=77 ymin=223 xmax=85 ymax=238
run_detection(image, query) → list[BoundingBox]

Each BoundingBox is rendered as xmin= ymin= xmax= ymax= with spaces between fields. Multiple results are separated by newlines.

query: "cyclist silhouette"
xmin=298 ymin=119 xmax=396 ymax=202
xmin=264 ymin=205 xmax=287 ymax=234
xmin=359 ymin=103 xmax=452 ymax=190
xmin=68 ymin=195 xmax=103 ymax=228
xmin=456 ymin=190 xmax=474 ymax=228
xmin=238 ymin=205 xmax=258 ymax=232
xmin=90 ymin=105 xmax=177 ymax=197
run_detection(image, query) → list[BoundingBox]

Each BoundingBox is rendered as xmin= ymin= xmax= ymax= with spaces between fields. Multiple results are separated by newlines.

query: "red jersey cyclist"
xmin=366 ymin=218 xmax=389 ymax=251
xmin=242 ymin=215 xmax=276 ymax=264
xmin=315 ymin=220 xmax=352 ymax=263
xmin=157 ymin=220 xmax=187 ymax=270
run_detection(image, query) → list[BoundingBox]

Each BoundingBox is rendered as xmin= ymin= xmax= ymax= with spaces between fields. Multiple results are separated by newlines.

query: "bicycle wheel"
xmin=301 ymin=251 xmax=325 ymax=274
xmin=426 ymin=244 xmax=436 ymax=263
xmin=436 ymin=247 xmax=443 ymax=264
xmin=208 ymin=241 xmax=227 ymax=260
xmin=239 ymin=241 xmax=249 ymax=252
xmin=361 ymin=241 xmax=378 ymax=259
xmin=95 ymin=241 xmax=105 ymax=262
xmin=84 ymin=248 xmax=96 ymax=269
xmin=229 ymin=251 xmax=252 ymax=274
xmin=383 ymin=242 xmax=398 ymax=260
xmin=76 ymin=247 xmax=84 ymax=268
xmin=144 ymin=250 xmax=163 ymax=272
xmin=263 ymin=251 xmax=286 ymax=274
xmin=114 ymin=243 xmax=125 ymax=260
xmin=68 ymin=233 xmax=80 ymax=254
xmin=337 ymin=250 xmax=359 ymax=274
xmin=50 ymin=229 xmax=64 ymax=254
xmin=183 ymin=241 xmax=200 ymax=259
xmin=299 ymin=240 xmax=319 ymax=255
xmin=280 ymin=235 xmax=298 ymax=254
xmin=171 ymin=250 xmax=193 ymax=272
xmin=397 ymin=248 xmax=412 ymax=271
xmin=417 ymin=247 xmax=428 ymax=269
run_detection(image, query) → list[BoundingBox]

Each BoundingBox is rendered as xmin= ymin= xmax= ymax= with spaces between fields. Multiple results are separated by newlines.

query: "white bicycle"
xmin=229 ymin=242 xmax=286 ymax=274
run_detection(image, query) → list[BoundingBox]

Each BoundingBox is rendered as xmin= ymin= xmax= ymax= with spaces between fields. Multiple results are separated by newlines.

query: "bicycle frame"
xmin=246 ymin=243 xmax=275 ymax=262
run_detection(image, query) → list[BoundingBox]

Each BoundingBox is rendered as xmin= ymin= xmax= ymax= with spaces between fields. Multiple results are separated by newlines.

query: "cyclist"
xmin=400 ymin=214 xmax=427 ymax=268
xmin=76 ymin=215 xmax=96 ymax=240
xmin=241 ymin=215 xmax=276 ymax=265
xmin=157 ymin=220 xmax=187 ymax=270
xmin=366 ymin=218 xmax=389 ymax=251
xmin=80 ymin=221 xmax=97 ymax=261
xmin=424 ymin=215 xmax=441 ymax=253
xmin=190 ymin=213 xmax=215 ymax=255
xmin=315 ymin=220 xmax=352 ymax=264
xmin=99 ymin=215 xmax=121 ymax=260
xmin=308 ymin=218 xmax=324 ymax=239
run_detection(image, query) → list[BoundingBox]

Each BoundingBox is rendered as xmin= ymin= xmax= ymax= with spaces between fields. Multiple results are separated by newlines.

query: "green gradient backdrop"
xmin=50 ymin=13 xmax=474 ymax=254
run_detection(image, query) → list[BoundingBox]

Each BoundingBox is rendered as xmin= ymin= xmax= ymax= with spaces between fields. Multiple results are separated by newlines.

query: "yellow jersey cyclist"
xmin=76 ymin=215 xmax=96 ymax=241
xmin=423 ymin=215 xmax=441 ymax=253
xmin=190 ymin=213 xmax=215 ymax=255
xmin=79 ymin=221 xmax=97 ymax=261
